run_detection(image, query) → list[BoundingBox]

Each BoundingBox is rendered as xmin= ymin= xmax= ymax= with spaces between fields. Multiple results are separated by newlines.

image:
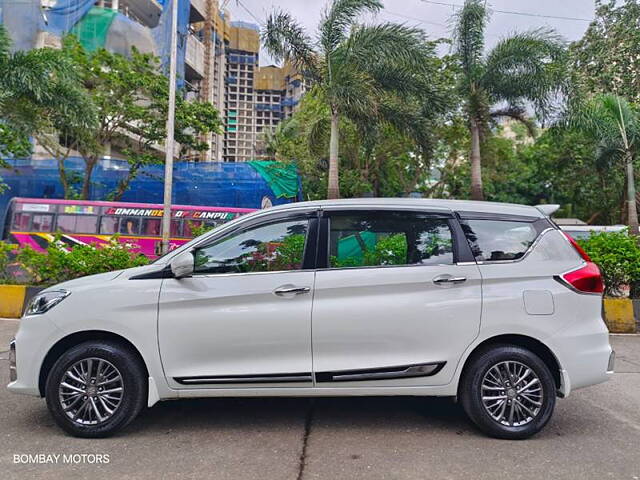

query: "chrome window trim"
xmin=193 ymin=269 xmax=314 ymax=279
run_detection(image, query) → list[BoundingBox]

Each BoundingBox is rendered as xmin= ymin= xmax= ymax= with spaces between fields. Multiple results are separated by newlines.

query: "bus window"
xmin=12 ymin=213 xmax=31 ymax=231
xmin=183 ymin=220 xmax=202 ymax=238
xmin=171 ymin=219 xmax=181 ymax=237
xmin=58 ymin=214 xmax=99 ymax=234
xmin=142 ymin=218 xmax=161 ymax=236
xmin=100 ymin=217 xmax=119 ymax=234
xmin=31 ymin=214 xmax=53 ymax=232
xmin=76 ymin=216 xmax=98 ymax=234
xmin=119 ymin=217 xmax=140 ymax=235
xmin=56 ymin=215 xmax=75 ymax=233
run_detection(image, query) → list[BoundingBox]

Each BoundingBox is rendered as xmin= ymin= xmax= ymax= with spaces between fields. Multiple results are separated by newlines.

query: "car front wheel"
xmin=45 ymin=340 xmax=147 ymax=438
xmin=459 ymin=345 xmax=556 ymax=440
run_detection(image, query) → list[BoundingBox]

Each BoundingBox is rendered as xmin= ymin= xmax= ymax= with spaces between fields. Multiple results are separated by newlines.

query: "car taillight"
xmin=562 ymin=232 xmax=592 ymax=261
xmin=559 ymin=262 xmax=604 ymax=294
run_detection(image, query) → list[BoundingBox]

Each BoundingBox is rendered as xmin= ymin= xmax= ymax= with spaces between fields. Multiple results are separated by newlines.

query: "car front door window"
xmin=194 ymin=219 xmax=309 ymax=275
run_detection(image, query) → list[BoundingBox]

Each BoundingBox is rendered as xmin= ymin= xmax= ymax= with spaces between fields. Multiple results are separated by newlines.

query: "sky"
xmin=224 ymin=0 xmax=596 ymax=66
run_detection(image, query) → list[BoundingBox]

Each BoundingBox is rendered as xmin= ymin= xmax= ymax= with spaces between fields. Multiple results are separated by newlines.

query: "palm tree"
xmin=263 ymin=0 xmax=436 ymax=199
xmin=566 ymin=94 xmax=639 ymax=235
xmin=452 ymin=0 xmax=567 ymax=200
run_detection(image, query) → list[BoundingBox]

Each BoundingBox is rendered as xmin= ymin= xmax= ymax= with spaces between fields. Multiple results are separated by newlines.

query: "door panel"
xmin=312 ymin=264 xmax=481 ymax=387
xmin=158 ymin=271 xmax=315 ymax=387
xmin=311 ymin=210 xmax=482 ymax=387
xmin=158 ymin=215 xmax=317 ymax=388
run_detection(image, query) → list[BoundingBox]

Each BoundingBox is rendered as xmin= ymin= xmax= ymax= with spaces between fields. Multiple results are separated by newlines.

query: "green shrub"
xmin=0 ymin=241 xmax=19 ymax=284
xmin=577 ymin=230 xmax=640 ymax=297
xmin=15 ymin=235 xmax=148 ymax=287
xmin=187 ymin=221 xmax=217 ymax=238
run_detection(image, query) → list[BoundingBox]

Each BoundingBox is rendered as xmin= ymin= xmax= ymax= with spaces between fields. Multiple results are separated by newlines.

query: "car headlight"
xmin=25 ymin=290 xmax=71 ymax=316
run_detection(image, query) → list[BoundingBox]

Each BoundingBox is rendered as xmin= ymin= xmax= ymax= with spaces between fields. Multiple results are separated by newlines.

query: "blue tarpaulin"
xmin=0 ymin=158 xmax=302 ymax=230
xmin=44 ymin=0 xmax=95 ymax=37
xmin=151 ymin=0 xmax=189 ymax=86
xmin=0 ymin=0 xmax=185 ymax=82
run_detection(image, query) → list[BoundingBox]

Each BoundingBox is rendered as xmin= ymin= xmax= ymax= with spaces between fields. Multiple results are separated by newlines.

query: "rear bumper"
xmin=550 ymin=318 xmax=613 ymax=397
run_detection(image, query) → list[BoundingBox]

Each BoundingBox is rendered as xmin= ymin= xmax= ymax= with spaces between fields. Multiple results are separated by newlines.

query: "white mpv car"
xmin=8 ymin=199 xmax=614 ymax=439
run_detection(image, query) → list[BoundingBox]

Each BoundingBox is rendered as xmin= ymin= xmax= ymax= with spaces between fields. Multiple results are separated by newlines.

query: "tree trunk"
xmin=57 ymin=157 xmax=70 ymax=199
xmin=111 ymin=165 xmax=140 ymax=201
xmin=469 ymin=119 xmax=484 ymax=201
xmin=327 ymin=109 xmax=340 ymax=199
xmin=81 ymin=157 xmax=98 ymax=200
xmin=374 ymin=152 xmax=383 ymax=197
xmin=112 ymin=179 xmax=129 ymax=202
xmin=625 ymin=150 xmax=639 ymax=236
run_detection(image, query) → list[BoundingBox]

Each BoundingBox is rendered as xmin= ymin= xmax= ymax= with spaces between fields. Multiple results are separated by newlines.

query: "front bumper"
xmin=7 ymin=315 xmax=62 ymax=397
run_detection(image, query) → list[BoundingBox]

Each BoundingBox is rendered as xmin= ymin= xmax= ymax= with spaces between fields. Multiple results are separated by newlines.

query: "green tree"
xmin=564 ymin=94 xmax=640 ymax=235
xmin=56 ymin=36 xmax=221 ymax=200
xmin=0 ymin=25 xmax=95 ymax=192
xmin=270 ymin=91 xmax=447 ymax=200
xmin=452 ymin=0 xmax=567 ymax=200
xmin=570 ymin=0 xmax=640 ymax=103
xmin=578 ymin=230 xmax=640 ymax=297
xmin=263 ymin=0 xmax=438 ymax=199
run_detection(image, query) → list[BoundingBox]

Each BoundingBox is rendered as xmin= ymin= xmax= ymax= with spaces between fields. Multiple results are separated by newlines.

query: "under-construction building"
xmin=195 ymin=14 xmax=305 ymax=162
xmin=0 ymin=0 xmax=305 ymax=162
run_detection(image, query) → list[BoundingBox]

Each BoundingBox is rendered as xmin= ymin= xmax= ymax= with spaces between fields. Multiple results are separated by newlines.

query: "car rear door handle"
xmin=274 ymin=285 xmax=311 ymax=296
xmin=433 ymin=275 xmax=467 ymax=285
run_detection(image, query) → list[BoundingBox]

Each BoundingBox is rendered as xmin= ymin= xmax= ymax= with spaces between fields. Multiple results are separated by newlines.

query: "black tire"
xmin=45 ymin=340 xmax=147 ymax=438
xmin=459 ymin=345 xmax=556 ymax=440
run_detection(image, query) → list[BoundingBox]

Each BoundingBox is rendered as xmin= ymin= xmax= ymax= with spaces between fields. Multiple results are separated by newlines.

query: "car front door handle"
xmin=273 ymin=285 xmax=311 ymax=296
xmin=433 ymin=275 xmax=467 ymax=285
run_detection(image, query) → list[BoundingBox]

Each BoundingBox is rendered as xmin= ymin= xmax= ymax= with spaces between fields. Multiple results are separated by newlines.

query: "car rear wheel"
xmin=459 ymin=345 xmax=556 ymax=439
xmin=45 ymin=340 xmax=147 ymax=438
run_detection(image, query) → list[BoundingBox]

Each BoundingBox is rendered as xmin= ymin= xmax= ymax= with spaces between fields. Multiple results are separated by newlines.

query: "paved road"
xmin=0 ymin=318 xmax=639 ymax=480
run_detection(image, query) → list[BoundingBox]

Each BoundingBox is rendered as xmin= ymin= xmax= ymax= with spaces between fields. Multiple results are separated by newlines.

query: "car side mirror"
xmin=170 ymin=250 xmax=195 ymax=279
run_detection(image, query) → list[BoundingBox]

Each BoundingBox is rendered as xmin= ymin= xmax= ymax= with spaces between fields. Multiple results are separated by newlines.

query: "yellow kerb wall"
xmin=0 ymin=285 xmax=26 ymax=318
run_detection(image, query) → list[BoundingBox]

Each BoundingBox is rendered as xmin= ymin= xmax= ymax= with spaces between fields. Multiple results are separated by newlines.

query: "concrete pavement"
xmin=1 ymin=319 xmax=639 ymax=480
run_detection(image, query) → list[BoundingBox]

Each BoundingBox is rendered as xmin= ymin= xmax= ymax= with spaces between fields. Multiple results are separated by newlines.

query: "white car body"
xmin=8 ymin=199 xmax=614 ymax=437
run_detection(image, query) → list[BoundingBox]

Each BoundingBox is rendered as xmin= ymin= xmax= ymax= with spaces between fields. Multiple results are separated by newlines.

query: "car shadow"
xmin=126 ymin=395 xmax=477 ymax=437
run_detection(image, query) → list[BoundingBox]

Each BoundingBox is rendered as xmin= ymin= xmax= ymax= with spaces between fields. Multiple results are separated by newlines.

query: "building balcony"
xmin=189 ymin=0 xmax=207 ymax=23
xmin=185 ymin=34 xmax=205 ymax=80
xmin=115 ymin=0 xmax=163 ymax=28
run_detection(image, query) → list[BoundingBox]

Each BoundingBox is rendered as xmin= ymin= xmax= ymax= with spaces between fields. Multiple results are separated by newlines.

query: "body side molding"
xmin=315 ymin=362 xmax=446 ymax=383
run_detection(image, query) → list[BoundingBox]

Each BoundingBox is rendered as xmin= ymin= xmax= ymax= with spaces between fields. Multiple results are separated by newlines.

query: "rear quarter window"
xmin=460 ymin=219 xmax=540 ymax=262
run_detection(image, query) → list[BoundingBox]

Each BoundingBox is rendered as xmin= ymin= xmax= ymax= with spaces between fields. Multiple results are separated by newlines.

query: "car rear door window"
xmin=461 ymin=220 xmax=538 ymax=262
xmin=328 ymin=212 xmax=454 ymax=268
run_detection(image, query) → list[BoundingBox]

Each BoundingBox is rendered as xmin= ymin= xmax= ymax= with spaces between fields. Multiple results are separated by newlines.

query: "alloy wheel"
xmin=58 ymin=357 xmax=124 ymax=425
xmin=481 ymin=360 xmax=543 ymax=427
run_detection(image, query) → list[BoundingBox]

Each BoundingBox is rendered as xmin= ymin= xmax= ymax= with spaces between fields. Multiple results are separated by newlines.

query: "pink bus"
xmin=2 ymin=198 xmax=255 ymax=258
